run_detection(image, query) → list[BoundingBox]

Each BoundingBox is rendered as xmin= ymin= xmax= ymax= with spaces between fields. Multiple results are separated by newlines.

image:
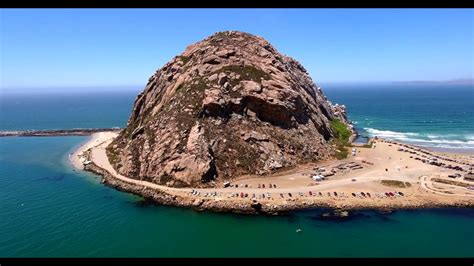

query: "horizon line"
xmin=2 ymin=78 xmax=473 ymax=91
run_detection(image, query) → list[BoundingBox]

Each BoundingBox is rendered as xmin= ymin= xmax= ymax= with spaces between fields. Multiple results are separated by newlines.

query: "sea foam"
xmin=364 ymin=128 xmax=474 ymax=150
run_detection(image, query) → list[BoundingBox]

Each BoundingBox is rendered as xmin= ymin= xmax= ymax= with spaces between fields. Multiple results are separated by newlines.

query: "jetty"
xmin=0 ymin=128 xmax=122 ymax=137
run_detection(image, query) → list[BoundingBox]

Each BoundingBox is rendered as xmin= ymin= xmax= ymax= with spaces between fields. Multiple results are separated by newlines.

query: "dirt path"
xmin=420 ymin=175 xmax=474 ymax=197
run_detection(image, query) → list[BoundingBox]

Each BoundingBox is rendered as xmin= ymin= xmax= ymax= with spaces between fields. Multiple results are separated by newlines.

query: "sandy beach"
xmin=71 ymin=132 xmax=474 ymax=214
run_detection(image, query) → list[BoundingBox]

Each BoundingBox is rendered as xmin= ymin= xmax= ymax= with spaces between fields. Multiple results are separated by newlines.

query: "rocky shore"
xmin=83 ymin=160 xmax=474 ymax=216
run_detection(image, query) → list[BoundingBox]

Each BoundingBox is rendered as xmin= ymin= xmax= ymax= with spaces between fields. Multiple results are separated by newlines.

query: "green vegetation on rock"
xmin=177 ymin=55 xmax=190 ymax=65
xmin=330 ymin=119 xmax=351 ymax=160
xmin=217 ymin=65 xmax=270 ymax=86
xmin=330 ymin=119 xmax=351 ymax=142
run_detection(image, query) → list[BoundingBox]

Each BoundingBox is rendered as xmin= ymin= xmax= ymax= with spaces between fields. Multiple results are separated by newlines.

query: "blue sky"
xmin=1 ymin=8 xmax=473 ymax=90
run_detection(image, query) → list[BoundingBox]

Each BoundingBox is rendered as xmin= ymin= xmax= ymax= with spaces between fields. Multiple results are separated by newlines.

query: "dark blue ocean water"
xmin=323 ymin=83 xmax=474 ymax=150
xmin=0 ymin=91 xmax=136 ymax=130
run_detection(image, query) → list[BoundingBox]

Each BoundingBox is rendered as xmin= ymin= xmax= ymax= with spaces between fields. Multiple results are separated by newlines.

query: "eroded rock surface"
xmin=108 ymin=31 xmax=350 ymax=187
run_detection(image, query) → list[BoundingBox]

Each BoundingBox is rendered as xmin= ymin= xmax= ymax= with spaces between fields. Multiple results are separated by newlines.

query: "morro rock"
xmin=107 ymin=31 xmax=350 ymax=187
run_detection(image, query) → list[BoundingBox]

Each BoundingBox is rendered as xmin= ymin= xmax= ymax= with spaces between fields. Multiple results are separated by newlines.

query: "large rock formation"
xmin=108 ymin=31 xmax=350 ymax=187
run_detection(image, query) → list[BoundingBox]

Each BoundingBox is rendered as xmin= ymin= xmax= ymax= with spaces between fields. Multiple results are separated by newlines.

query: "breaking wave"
xmin=364 ymin=128 xmax=474 ymax=150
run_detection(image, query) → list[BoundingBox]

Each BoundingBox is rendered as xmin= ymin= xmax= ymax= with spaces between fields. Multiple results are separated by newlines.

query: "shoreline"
xmin=422 ymin=146 xmax=474 ymax=156
xmin=70 ymin=132 xmax=474 ymax=215
xmin=83 ymin=159 xmax=474 ymax=215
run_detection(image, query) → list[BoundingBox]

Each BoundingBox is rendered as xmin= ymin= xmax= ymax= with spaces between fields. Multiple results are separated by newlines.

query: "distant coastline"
xmin=392 ymin=78 xmax=474 ymax=85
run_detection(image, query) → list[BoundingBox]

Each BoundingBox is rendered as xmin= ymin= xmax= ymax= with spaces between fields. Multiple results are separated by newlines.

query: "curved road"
xmin=84 ymin=134 xmax=474 ymax=202
xmin=90 ymin=139 xmax=413 ymax=198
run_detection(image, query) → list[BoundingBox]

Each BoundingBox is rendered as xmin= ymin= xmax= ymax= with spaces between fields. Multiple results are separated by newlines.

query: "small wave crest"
xmin=364 ymin=128 xmax=474 ymax=150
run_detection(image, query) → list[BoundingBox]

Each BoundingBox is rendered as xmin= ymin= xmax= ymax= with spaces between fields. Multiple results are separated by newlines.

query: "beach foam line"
xmin=364 ymin=128 xmax=474 ymax=149
xmin=364 ymin=128 xmax=419 ymax=138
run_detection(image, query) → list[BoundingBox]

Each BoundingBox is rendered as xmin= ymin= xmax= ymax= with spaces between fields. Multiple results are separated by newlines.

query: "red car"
xmin=309 ymin=191 xmax=313 ymax=196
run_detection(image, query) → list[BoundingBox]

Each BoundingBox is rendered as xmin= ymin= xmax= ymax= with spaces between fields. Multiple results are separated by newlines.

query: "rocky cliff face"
xmin=108 ymin=31 xmax=350 ymax=187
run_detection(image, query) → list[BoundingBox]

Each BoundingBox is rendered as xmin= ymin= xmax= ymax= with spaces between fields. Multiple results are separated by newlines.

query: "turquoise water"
xmin=0 ymin=84 xmax=473 ymax=257
xmin=0 ymin=137 xmax=473 ymax=257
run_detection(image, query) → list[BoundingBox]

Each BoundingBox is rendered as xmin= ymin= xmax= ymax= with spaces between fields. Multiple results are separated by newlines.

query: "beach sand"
xmin=70 ymin=132 xmax=474 ymax=213
xmin=70 ymin=132 xmax=118 ymax=170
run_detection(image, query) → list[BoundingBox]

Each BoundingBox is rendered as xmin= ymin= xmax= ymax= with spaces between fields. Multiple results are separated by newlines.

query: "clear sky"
xmin=1 ymin=8 xmax=473 ymax=90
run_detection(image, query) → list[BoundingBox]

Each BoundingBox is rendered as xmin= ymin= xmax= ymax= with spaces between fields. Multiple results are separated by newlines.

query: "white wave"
xmin=426 ymin=133 xmax=474 ymax=140
xmin=406 ymin=138 xmax=474 ymax=145
xmin=364 ymin=128 xmax=419 ymax=139
xmin=364 ymin=128 xmax=474 ymax=149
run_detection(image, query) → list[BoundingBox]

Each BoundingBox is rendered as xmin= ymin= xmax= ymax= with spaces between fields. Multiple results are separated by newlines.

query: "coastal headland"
xmin=71 ymin=131 xmax=474 ymax=215
xmin=66 ymin=31 xmax=474 ymax=215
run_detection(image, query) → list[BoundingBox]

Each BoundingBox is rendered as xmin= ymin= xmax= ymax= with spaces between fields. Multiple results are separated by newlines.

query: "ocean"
xmin=0 ymin=83 xmax=473 ymax=257
xmin=322 ymin=83 xmax=474 ymax=151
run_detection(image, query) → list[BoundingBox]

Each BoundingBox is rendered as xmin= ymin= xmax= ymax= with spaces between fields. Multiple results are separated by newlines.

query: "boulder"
xmin=108 ymin=31 xmax=351 ymax=187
